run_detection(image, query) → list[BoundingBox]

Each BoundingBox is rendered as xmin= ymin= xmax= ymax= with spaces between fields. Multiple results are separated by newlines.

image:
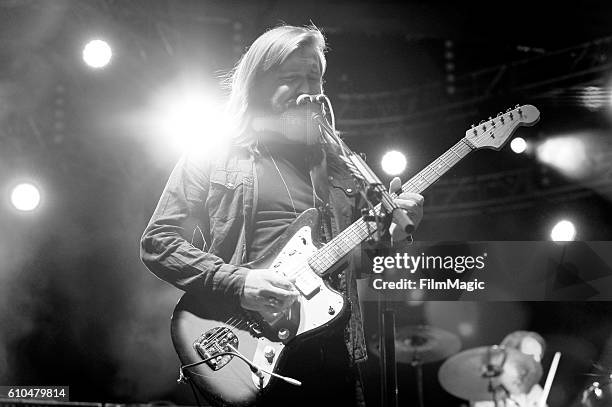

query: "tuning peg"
xmin=515 ymin=104 xmax=520 ymax=108
xmin=497 ymin=112 xmax=503 ymax=117
xmin=506 ymin=107 xmax=512 ymax=113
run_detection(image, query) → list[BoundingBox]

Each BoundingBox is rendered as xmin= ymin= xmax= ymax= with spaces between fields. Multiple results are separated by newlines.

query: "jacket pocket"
xmin=207 ymin=169 xmax=245 ymax=221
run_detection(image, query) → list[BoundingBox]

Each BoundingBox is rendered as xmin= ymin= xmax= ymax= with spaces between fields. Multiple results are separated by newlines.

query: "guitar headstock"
xmin=465 ymin=105 xmax=540 ymax=150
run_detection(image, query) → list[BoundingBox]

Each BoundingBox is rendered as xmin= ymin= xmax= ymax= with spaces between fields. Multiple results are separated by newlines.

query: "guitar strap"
xmin=309 ymin=145 xmax=368 ymax=362
xmin=307 ymin=145 xmax=336 ymax=244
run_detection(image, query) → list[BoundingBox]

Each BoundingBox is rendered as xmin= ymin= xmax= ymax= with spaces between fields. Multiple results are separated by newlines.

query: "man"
xmin=472 ymin=331 xmax=547 ymax=407
xmin=140 ymin=24 xmax=423 ymax=406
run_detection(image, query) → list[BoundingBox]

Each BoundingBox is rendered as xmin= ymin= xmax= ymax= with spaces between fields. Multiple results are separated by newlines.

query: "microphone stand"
xmin=302 ymin=94 xmax=405 ymax=407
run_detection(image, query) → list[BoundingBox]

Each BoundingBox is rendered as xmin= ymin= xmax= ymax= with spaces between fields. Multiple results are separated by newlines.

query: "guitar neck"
xmin=308 ymin=137 xmax=474 ymax=276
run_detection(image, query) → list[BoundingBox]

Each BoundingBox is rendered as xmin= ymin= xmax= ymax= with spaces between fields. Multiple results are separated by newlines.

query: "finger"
xmin=265 ymin=295 xmax=294 ymax=312
xmin=265 ymin=302 xmax=281 ymax=313
xmin=389 ymin=177 xmax=401 ymax=194
xmin=396 ymin=193 xmax=424 ymax=205
xmin=277 ymin=295 xmax=296 ymax=310
xmin=267 ymin=275 xmax=299 ymax=292
xmin=282 ymin=295 xmax=297 ymax=308
xmin=263 ymin=286 xmax=299 ymax=301
xmin=394 ymin=198 xmax=421 ymax=210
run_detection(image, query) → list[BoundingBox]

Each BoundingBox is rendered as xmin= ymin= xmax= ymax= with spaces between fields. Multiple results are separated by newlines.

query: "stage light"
xmin=381 ymin=150 xmax=407 ymax=176
xmin=550 ymin=220 xmax=576 ymax=241
xmin=536 ymin=136 xmax=588 ymax=178
xmin=10 ymin=183 xmax=41 ymax=212
xmin=510 ymin=137 xmax=527 ymax=154
xmin=160 ymin=94 xmax=223 ymax=153
xmin=82 ymin=39 xmax=112 ymax=68
xmin=148 ymin=83 xmax=230 ymax=156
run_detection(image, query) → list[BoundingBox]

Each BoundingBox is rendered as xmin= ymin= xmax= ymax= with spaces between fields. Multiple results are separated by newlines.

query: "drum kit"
xmin=370 ymin=325 xmax=551 ymax=406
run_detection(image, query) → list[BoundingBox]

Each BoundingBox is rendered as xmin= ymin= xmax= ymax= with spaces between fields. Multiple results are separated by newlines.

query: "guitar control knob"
xmin=328 ymin=306 xmax=336 ymax=315
xmin=277 ymin=328 xmax=290 ymax=340
xmin=264 ymin=346 xmax=276 ymax=363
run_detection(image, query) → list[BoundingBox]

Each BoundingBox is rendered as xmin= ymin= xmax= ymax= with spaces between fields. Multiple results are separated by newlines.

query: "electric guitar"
xmin=171 ymin=105 xmax=540 ymax=406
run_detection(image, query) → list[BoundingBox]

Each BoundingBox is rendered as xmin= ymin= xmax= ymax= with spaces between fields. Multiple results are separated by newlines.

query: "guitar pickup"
xmin=294 ymin=273 xmax=321 ymax=298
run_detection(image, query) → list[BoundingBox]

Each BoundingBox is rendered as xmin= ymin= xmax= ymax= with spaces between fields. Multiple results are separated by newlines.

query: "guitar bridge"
xmin=193 ymin=327 xmax=239 ymax=371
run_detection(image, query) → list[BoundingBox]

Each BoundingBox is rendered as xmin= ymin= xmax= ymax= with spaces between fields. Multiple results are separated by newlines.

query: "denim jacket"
xmin=140 ymin=146 xmax=367 ymax=363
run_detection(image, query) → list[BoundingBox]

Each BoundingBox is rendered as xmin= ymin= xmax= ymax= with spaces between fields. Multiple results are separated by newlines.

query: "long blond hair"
xmin=222 ymin=24 xmax=327 ymax=148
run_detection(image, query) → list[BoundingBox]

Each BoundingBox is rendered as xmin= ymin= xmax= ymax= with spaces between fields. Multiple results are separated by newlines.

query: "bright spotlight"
xmin=148 ymin=83 xmax=230 ymax=156
xmin=510 ymin=137 xmax=527 ymax=154
xmin=550 ymin=220 xmax=576 ymax=241
xmin=536 ymin=136 xmax=588 ymax=178
xmin=10 ymin=183 xmax=41 ymax=212
xmin=159 ymin=93 xmax=226 ymax=153
xmin=381 ymin=150 xmax=407 ymax=176
xmin=82 ymin=39 xmax=112 ymax=68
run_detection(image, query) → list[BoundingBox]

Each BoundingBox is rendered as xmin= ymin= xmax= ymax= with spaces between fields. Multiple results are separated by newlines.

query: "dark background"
xmin=1 ymin=1 xmax=612 ymax=406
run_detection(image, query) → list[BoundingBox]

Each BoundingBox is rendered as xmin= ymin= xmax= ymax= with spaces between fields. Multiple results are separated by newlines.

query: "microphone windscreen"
xmin=252 ymin=102 xmax=323 ymax=145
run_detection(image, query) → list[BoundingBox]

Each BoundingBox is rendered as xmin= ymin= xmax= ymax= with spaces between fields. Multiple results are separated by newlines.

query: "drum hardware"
xmin=370 ymin=325 xmax=462 ymax=407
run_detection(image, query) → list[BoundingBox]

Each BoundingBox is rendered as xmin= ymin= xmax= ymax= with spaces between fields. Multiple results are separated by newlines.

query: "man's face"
xmin=252 ymin=46 xmax=323 ymax=115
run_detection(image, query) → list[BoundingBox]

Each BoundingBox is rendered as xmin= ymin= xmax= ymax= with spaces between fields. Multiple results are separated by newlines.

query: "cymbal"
xmin=369 ymin=325 xmax=462 ymax=364
xmin=438 ymin=345 xmax=543 ymax=401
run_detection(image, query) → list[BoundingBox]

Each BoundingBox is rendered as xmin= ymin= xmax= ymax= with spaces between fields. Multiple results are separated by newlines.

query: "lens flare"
xmin=510 ymin=137 xmax=527 ymax=154
xmin=550 ymin=220 xmax=576 ymax=241
xmin=381 ymin=150 xmax=407 ymax=176
xmin=10 ymin=183 xmax=41 ymax=212
xmin=83 ymin=39 xmax=112 ymax=68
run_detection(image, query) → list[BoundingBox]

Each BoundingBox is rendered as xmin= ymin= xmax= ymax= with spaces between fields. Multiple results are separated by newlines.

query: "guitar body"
xmin=171 ymin=209 xmax=349 ymax=406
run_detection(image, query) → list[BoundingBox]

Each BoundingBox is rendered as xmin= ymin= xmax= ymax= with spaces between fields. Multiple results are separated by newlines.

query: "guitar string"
xmin=313 ymin=142 xmax=471 ymax=265
xmin=200 ymin=317 xmax=247 ymax=354
xmin=199 ymin=318 xmax=239 ymax=352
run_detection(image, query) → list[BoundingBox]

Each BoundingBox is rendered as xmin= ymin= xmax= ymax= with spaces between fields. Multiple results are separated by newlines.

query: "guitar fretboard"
xmin=307 ymin=138 xmax=474 ymax=275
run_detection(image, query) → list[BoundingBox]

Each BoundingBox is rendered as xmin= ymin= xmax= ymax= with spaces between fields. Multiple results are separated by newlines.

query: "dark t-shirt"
xmin=248 ymin=143 xmax=314 ymax=262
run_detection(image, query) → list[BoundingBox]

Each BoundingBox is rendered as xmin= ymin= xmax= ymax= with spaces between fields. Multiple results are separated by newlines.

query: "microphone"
xmin=251 ymin=99 xmax=324 ymax=145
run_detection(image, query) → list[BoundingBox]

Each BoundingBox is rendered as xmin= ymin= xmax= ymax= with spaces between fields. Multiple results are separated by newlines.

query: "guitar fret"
xmin=449 ymin=146 xmax=462 ymax=158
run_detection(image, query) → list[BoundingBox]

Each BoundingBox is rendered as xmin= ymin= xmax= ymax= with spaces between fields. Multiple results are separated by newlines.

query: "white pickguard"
xmin=250 ymin=226 xmax=345 ymax=387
